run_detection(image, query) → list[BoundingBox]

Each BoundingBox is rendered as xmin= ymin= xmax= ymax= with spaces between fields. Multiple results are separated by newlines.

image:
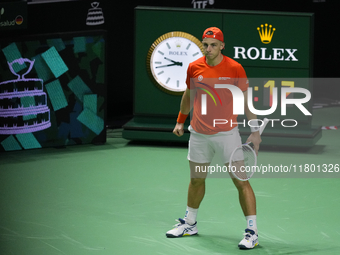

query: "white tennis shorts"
xmin=187 ymin=125 xmax=242 ymax=164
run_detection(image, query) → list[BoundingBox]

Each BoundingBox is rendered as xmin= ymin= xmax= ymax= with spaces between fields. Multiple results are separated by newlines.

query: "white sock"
xmin=184 ymin=206 xmax=198 ymax=225
xmin=246 ymin=215 xmax=257 ymax=234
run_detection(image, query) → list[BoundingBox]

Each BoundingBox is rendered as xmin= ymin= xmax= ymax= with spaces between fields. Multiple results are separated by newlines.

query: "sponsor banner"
xmin=223 ymin=13 xmax=312 ymax=69
xmin=0 ymin=1 xmax=27 ymax=31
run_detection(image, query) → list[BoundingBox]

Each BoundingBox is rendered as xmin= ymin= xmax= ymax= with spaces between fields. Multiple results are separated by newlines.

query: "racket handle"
xmin=259 ymin=118 xmax=269 ymax=135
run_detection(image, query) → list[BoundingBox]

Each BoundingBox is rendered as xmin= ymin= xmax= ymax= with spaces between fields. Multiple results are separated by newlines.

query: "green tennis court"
xmin=0 ymin=106 xmax=339 ymax=255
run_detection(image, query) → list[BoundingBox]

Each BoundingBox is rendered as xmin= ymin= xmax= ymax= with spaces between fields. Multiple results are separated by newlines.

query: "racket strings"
xmin=230 ymin=144 xmax=257 ymax=180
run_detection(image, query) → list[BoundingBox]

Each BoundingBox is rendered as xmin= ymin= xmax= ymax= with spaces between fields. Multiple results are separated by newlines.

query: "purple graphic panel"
xmin=0 ymin=58 xmax=51 ymax=135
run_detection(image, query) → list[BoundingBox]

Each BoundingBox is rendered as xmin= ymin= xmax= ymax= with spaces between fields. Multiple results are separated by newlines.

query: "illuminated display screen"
xmin=0 ymin=30 xmax=106 ymax=152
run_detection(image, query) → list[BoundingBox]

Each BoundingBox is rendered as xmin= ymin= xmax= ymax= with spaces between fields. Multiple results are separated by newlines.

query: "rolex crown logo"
xmin=175 ymin=40 xmax=182 ymax=48
xmin=257 ymin=24 xmax=276 ymax=44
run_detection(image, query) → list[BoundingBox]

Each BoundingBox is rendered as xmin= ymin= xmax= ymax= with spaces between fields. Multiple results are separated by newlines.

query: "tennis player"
xmin=166 ymin=27 xmax=262 ymax=249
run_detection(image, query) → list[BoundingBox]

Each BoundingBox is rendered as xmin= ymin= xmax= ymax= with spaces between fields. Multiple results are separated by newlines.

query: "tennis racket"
xmin=229 ymin=118 xmax=269 ymax=181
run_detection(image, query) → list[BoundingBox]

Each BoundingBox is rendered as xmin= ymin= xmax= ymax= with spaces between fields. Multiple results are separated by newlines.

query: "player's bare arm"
xmin=243 ymin=90 xmax=262 ymax=155
xmin=173 ymin=88 xmax=195 ymax=137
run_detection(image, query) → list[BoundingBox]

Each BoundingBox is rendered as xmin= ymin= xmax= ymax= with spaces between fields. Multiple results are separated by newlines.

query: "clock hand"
xmin=164 ymin=57 xmax=183 ymax=66
xmin=156 ymin=63 xmax=180 ymax=68
xmin=164 ymin=57 xmax=177 ymax=63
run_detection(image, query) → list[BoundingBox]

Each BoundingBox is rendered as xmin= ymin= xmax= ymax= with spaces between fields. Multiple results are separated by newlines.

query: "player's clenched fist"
xmin=173 ymin=123 xmax=184 ymax=137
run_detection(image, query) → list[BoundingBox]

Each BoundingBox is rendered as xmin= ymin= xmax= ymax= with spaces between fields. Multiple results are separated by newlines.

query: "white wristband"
xmin=249 ymin=119 xmax=260 ymax=133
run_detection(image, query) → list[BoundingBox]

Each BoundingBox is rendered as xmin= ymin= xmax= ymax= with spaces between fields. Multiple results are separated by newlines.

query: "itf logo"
xmin=191 ymin=0 xmax=214 ymax=9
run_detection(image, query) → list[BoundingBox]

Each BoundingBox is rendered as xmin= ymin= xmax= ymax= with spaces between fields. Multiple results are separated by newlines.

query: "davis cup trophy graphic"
xmin=0 ymin=58 xmax=51 ymax=134
xmin=86 ymin=2 xmax=105 ymax=26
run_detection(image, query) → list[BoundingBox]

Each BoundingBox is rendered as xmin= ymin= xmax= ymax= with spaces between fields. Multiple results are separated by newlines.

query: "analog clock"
xmin=146 ymin=31 xmax=204 ymax=95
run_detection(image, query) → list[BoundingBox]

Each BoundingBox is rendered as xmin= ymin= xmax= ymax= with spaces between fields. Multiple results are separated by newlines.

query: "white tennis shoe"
xmin=166 ymin=218 xmax=198 ymax=238
xmin=238 ymin=228 xmax=259 ymax=249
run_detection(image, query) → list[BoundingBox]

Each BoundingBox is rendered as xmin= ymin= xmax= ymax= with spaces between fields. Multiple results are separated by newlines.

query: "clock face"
xmin=147 ymin=32 xmax=204 ymax=95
